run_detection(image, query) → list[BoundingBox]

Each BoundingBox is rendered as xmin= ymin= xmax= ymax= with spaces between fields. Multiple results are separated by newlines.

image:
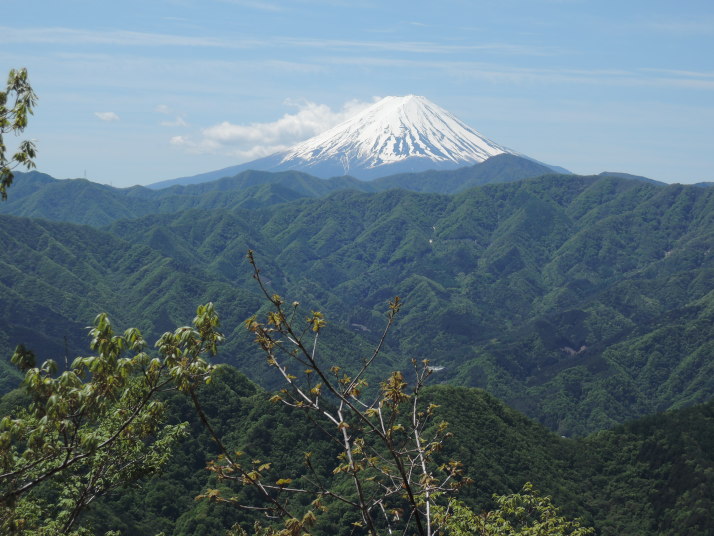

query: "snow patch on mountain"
xmin=277 ymin=95 xmax=514 ymax=176
xmin=150 ymin=95 xmax=529 ymax=187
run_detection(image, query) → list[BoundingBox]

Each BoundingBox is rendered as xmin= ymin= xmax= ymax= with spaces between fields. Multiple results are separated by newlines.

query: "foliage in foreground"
xmin=435 ymin=483 xmax=594 ymax=536
xmin=199 ymin=251 xmax=471 ymax=536
xmin=0 ymin=68 xmax=37 ymax=200
xmin=0 ymin=270 xmax=596 ymax=535
xmin=161 ymin=254 xmax=591 ymax=536
xmin=73 ymin=362 xmax=714 ymax=536
xmin=0 ymin=304 xmax=221 ymax=534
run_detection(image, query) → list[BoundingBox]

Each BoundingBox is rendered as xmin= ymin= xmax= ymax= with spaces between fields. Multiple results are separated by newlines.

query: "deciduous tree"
xmin=433 ymin=483 xmax=594 ymax=536
xmin=0 ymin=304 xmax=221 ymax=534
xmin=196 ymin=252 xmax=469 ymax=536
xmin=1 ymin=68 xmax=37 ymax=200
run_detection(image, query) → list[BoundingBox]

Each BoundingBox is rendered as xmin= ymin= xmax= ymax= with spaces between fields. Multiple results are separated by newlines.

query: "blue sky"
xmin=3 ymin=0 xmax=713 ymax=186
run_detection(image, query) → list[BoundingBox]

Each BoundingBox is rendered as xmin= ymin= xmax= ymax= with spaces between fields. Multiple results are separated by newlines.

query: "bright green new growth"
xmin=434 ymin=483 xmax=594 ymax=536
xmin=0 ymin=68 xmax=37 ymax=201
xmin=0 ymin=304 xmax=222 ymax=534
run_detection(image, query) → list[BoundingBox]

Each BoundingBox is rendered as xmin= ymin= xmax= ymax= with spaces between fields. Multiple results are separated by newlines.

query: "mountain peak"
xmin=151 ymin=95 xmax=527 ymax=187
xmin=275 ymin=95 xmax=514 ymax=178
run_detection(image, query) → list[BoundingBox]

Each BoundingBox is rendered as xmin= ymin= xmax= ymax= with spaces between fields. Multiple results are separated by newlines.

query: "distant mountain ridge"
xmin=2 ymin=155 xmax=557 ymax=226
xmin=149 ymin=95 xmax=558 ymax=188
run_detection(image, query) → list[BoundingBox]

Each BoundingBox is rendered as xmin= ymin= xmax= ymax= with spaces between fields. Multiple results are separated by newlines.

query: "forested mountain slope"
xmin=2 ymin=173 xmax=713 ymax=436
xmin=108 ymin=175 xmax=714 ymax=435
xmin=2 ymin=170 xmax=714 ymax=534
xmin=0 ymin=215 xmax=261 ymax=387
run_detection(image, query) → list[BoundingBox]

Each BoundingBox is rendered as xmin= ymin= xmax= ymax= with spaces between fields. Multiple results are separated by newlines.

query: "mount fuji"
xmin=152 ymin=95 xmax=552 ymax=188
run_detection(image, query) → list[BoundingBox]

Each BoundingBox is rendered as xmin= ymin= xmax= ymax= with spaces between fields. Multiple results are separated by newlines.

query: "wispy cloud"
xmin=155 ymin=104 xmax=188 ymax=127
xmin=640 ymin=68 xmax=714 ymax=79
xmin=281 ymin=37 xmax=559 ymax=56
xmin=94 ymin=112 xmax=120 ymax=121
xmin=1 ymin=26 xmax=557 ymax=56
xmin=171 ymin=98 xmax=377 ymax=159
xmin=449 ymin=64 xmax=714 ymax=90
xmin=644 ymin=18 xmax=714 ymax=35
xmin=315 ymin=56 xmax=714 ymax=90
xmin=162 ymin=117 xmax=189 ymax=127
xmin=217 ymin=0 xmax=284 ymax=11
xmin=1 ymin=26 xmax=263 ymax=48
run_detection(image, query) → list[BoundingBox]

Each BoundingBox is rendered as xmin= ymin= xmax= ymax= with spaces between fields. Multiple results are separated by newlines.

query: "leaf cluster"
xmin=0 ymin=68 xmax=37 ymax=201
xmin=434 ymin=482 xmax=594 ymax=536
xmin=0 ymin=303 xmax=222 ymax=534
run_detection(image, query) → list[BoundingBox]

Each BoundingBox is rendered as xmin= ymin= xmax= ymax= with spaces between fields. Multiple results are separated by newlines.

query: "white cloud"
xmin=161 ymin=117 xmax=189 ymax=127
xmin=171 ymin=98 xmax=377 ymax=159
xmin=94 ymin=111 xmax=120 ymax=121
xmin=155 ymin=104 xmax=188 ymax=127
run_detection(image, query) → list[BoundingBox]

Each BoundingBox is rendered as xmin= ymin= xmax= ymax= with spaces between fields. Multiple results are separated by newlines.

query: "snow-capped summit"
xmin=151 ymin=95 xmax=526 ymax=187
xmin=273 ymin=95 xmax=514 ymax=178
